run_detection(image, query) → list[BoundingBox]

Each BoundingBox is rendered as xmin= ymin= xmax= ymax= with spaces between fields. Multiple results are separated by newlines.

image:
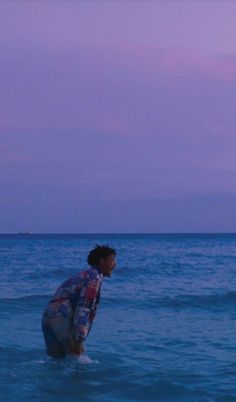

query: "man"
xmin=41 ymin=244 xmax=116 ymax=358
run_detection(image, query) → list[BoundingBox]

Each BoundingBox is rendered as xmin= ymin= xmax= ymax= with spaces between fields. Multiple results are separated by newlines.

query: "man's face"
xmin=100 ymin=254 xmax=116 ymax=277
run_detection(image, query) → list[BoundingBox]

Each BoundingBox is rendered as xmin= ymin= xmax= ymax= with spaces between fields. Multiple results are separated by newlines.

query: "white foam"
xmin=78 ymin=354 xmax=99 ymax=365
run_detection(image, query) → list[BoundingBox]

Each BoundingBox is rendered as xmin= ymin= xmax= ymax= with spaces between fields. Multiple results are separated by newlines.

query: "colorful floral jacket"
xmin=43 ymin=267 xmax=103 ymax=342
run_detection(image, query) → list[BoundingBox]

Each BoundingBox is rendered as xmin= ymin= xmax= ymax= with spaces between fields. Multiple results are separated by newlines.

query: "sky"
xmin=0 ymin=0 xmax=236 ymax=233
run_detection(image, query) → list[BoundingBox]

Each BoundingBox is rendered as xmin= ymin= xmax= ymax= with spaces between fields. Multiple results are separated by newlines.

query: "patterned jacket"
xmin=43 ymin=267 xmax=103 ymax=342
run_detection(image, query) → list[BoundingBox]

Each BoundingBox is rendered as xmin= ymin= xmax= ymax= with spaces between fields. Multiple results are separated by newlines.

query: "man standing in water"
xmin=42 ymin=245 xmax=116 ymax=358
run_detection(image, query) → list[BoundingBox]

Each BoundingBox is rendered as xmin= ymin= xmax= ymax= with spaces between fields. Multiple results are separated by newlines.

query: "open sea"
xmin=1 ymin=233 xmax=236 ymax=402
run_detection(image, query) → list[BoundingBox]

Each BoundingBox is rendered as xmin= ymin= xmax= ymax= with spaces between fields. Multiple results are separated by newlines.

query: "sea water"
xmin=1 ymin=233 xmax=236 ymax=402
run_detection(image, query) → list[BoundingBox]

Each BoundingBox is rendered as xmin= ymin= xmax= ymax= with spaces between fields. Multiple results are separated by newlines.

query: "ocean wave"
xmin=143 ymin=291 xmax=236 ymax=310
xmin=0 ymin=294 xmax=50 ymax=305
xmin=102 ymin=291 xmax=236 ymax=311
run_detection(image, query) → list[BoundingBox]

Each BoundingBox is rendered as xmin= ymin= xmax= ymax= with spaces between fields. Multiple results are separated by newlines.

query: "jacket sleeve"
xmin=73 ymin=275 xmax=101 ymax=342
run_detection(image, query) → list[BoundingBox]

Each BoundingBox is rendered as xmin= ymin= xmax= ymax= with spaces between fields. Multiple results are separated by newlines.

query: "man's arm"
xmin=73 ymin=275 xmax=102 ymax=344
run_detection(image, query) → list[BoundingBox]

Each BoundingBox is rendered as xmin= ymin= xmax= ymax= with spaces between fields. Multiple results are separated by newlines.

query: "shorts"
xmin=41 ymin=313 xmax=74 ymax=358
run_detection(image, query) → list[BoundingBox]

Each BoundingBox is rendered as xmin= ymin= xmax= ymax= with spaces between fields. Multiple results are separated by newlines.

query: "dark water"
xmin=1 ymin=233 xmax=236 ymax=402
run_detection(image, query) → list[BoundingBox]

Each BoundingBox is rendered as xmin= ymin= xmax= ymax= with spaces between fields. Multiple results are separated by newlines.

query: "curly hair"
xmin=87 ymin=244 xmax=116 ymax=266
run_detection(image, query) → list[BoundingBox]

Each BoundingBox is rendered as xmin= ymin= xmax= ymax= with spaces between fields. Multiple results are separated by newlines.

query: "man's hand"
xmin=69 ymin=340 xmax=84 ymax=356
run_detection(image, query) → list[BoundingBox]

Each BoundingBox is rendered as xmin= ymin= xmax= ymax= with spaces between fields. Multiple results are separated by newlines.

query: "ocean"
xmin=1 ymin=233 xmax=236 ymax=402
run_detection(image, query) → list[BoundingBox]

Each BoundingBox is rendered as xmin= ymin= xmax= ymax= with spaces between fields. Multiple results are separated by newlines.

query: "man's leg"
xmin=41 ymin=314 xmax=66 ymax=358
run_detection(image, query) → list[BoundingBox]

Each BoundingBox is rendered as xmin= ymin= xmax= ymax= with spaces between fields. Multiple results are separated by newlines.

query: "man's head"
xmin=87 ymin=244 xmax=117 ymax=277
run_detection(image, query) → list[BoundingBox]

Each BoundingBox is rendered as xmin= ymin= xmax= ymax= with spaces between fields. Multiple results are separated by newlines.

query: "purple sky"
xmin=0 ymin=1 xmax=236 ymax=233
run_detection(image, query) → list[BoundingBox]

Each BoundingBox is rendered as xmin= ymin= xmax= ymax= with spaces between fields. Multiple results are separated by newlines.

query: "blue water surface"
xmin=1 ymin=233 xmax=236 ymax=402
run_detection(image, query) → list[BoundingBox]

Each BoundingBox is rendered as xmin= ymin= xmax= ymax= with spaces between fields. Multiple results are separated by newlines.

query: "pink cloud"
xmin=121 ymin=45 xmax=236 ymax=80
xmin=1 ymin=43 xmax=236 ymax=140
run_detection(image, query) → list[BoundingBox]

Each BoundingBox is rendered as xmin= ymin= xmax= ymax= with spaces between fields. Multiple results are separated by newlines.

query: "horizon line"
xmin=0 ymin=232 xmax=236 ymax=236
